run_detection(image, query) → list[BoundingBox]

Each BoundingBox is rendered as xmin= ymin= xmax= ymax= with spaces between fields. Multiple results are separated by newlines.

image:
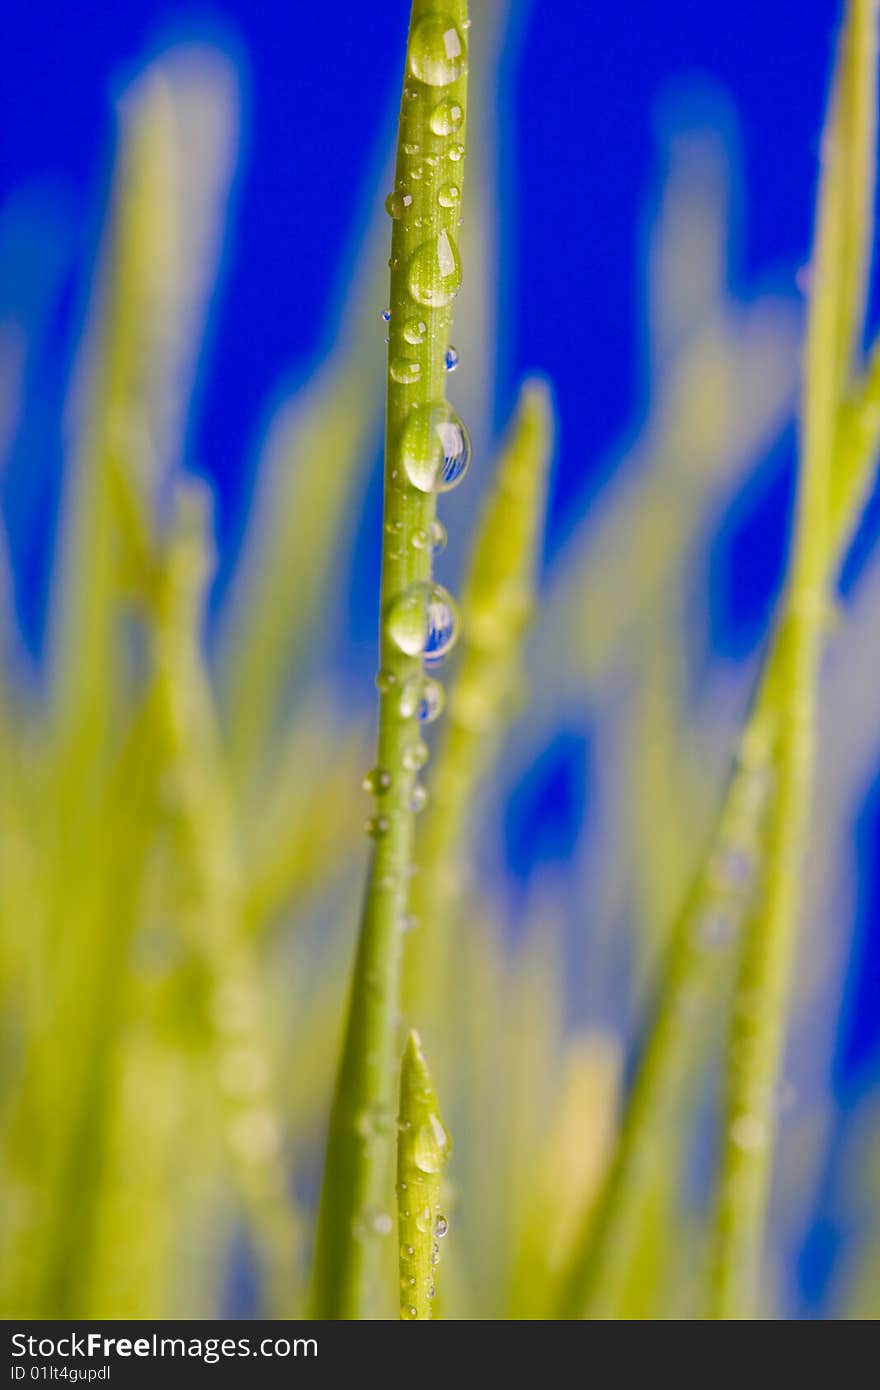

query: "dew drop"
xmin=366 ymin=814 xmax=390 ymax=840
xmin=444 ymin=344 xmax=459 ymax=372
xmin=390 ymin=357 xmax=422 ymax=386
xmin=375 ymin=667 xmax=397 ymax=693
xmin=408 ymin=15 xmax=466 ymax=87
xmin=447 ymin=142 xmax=464 ymax=163
xmin=407 ymin=230 xmax=462 ymax=307
xmin=403 ymin=739 xmax=430 ymax=771
xmin=385 ymin=581 xmax=459 ymax=658
xmin=385 ymin=188 xmax=414 ymax=219
xmin=413 ymin=1113 xmax=451 ymax=1173
xmin=435 ymin=1214 xmax=449 ymax=1238
xmin=402 ymin=317 xmax=428 ymax=345
xmin=430 ymin=518 xmax=447 ymax=554
xmin=410 ymin=783 xmax=428 ymax=813
xmin=362 ymin=766 xmax=392 ymax=796
xmin=430 ymin=97 xmax=464 ymax=136
xmin=402 ymin=141 xmax=420 ymax=155
xmin=438 ymin=183 xmax=460 ymax=209
xmin=400 ymin=401 xmax=471 ymax=493
xmin=401 ymin=673 xmax=445 ymax=724
xmin=381 ymin=308 xmax=391 ymax=322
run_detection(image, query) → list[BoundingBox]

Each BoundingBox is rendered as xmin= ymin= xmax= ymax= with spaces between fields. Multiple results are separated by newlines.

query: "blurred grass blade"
xmin=710 ymin=0 xmax=877 ymax=1318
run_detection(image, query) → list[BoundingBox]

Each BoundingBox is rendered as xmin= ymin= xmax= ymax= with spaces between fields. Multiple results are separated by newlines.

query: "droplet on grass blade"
xmin=400 ymin=401 xmax=470 ymax=492
xmin=408 ymin=15 xmax=466 ymax=87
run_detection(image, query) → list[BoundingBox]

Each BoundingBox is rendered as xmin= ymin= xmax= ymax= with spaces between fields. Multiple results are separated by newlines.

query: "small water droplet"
xmin=416 ymin=1205 xmax=433 ymax=1233
xmin=381 ymin=308 xmax=391 ymax=322
xmin=410 ymin=164 xmax=424 ymax=181
xmin=400 ymin=401 xmax=471 ymax=493
xmin=375 ymin=668 xmax=397 ymax=693
xmin=385 ymin=188 xmax=414 ymax=219
xmin=410 ymin=783 xmax=428 ymax=813
xmin=447 ymin=142 xmax=464 ymax=162
xmin=402 ymin=141 xmax=420 ymax=155
xmin=438 ymin=183 xmax=460 ymax=209
xmin=430 ymin=519 xmax=447 ymax=554
xmin=354 ymin=1206 xmax=393 ymax=1239
xmin=362 ymin=766 xmax=392 ymax=795
xmin=400 ymin=673 xmax=446 ymax=724
xmin=385 ymin=581 xmax=459 ymax=658
xmin=402 ymin=317 xmax=428 ymax=345
xmin=401 ymin=1243 xmax=415 ymax=1258
xmin=366 ymin=814 xmax=390 ymax=839
xmin=408 ymin=231 xmax=462 ymax=308
xmin=408 ymin=15 xmax=466 ymax=87
xmin=444 ymin=344 xmax=459 ymax=372
xmin=403 ymin=739 xmax=430 ymax=771
xmin=435 ymin=1214 xmax=448 ymax=1238
xmin=430 ymin=97 xmax=464 ymax=136
xmin=390 ymin=357 xmax=422 ymax=385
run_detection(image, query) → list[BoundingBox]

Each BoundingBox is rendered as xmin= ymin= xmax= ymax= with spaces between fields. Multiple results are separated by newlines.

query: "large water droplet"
xmin=408 ymin=230 xmax=462 ymax=307
xmin=413 ymin=1113 xmax=451 ymax=1173
xmin=400 ymin=401 xmax=471 ymax=493
xmin=408 ymin=15 xmax=466 ymax=87
xmin=385 ymin=582 xmax=459 ymax=658
xmin=430 ymin=98 xmax=464 ymax=136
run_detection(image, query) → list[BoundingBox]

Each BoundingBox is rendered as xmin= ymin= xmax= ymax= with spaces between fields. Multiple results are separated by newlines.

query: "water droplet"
xmin=430 ymin=97 xmax=464 ymax=136
xmin=410 ymin=164 xmax=424 ymax=181
xmin=355 ymin=1102 xmax=393 ymax=1139
xmin=444 ymin=345 xmax=459 ymax=372
xmin=696 ymin=905 xmax=738 ymax=950
xmin=366 ymin=814 xmax=390 ymax=839
xmin=354 ymin=1206 xmax=393 ymax=1239
xmin=407 ymin=230 xmax=462 ymax=307
xmin=400 ymin=1243 xmax=415 ymax=1259
xmin=410 ymin=783 xmax=428 ymax=813
xmin=400 ymin=401 xmax=471 ymax=493
xmin=730 ymin=1114 xmax=767 ymax=1152
xmin=403 ymin=739 xmax=429 ymax=771
xmin=386 ymin=581 xmax=459 ymax=658
xmin=408 ymin=15 xmax=466 ymax=87
xmin=385 ymin=188 xmax=413 ymax=218
xmin=430 ymin=519 xmax=447 ymax=554
xmin=390 ymin=357 xmax=422 ymax=385
xmin=402 ymin=141 xmax=420 ymax=155
xmin=416 ymin=1205 xmax=433 ymax=1233
xmin=375 ymin=668 xmax=397 ymax=693
xmin=435 ymin=1214 xmax=449 ymax=1238
xmin=400 ymin=673 xmax=446 ymax=724
xmin=400 ymin=913 xmax=417 ymax=933
xmin=403 ymin=317 xmax=428 ymax=345
xmin=406 ymin=1305 xmax=418 ymax=1319
xmin=447 ymin=142 xmax=464 ymax=162
xmin=381 ymin=308 xmax=391 ymax=322
xmin=362 ymin=766 xmax=392 ymax=795
xmin=414 ymin=1113 xmax=451 ymax=1173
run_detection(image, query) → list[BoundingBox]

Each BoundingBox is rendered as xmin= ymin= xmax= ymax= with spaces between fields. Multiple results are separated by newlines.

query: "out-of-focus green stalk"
xmin=310 ymin=0 xmax=470 ymax=1319
xmin=709 ymin=0 xmax=877 ymax=1318
xmin=396 ymin=1031 xmax=451 ymax=1319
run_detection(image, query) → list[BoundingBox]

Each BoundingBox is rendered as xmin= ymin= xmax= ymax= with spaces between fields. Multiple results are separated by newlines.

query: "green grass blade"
xmin=309 ymin=0 xmax=470 ymax=1319
xmin=709 ymin=0 xmax=877 ymax=1318
xmin=396 ymin=1031 xmax=451 ymax=1319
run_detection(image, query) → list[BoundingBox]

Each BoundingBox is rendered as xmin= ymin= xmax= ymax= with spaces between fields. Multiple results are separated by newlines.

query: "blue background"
xmin=2 ymin=0 xmax=877 ymax=1317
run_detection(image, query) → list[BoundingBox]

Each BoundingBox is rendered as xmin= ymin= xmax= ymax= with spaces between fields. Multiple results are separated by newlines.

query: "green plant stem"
xmin=310 ymin=0 xmax=469 ymax=1320
xmin=396 ymin=1031 xmax=451 ymax=1319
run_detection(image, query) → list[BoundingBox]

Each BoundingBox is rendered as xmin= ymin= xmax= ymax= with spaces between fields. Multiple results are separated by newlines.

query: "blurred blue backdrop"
xmin=1 ymin=0 xmax=877 ymax=1318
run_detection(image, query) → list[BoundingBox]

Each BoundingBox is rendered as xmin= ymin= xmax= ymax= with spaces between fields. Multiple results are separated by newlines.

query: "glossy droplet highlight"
xmin=410 ymin=783 xmax=428 ymax=813
xmin=408 ymin=15 xmax=466 ymax=87
xmin=444 ymin=345 xmax=459 ymax=372
xmin=365 ymin=814 xmax=390 ymax=840
xmin=402 ymin=317 xmax=427 ymax=345
xmin=400 ymin=401 xmax=471 ymax=493
xmin=390 ymin=358 xmax=422 ymax=385
xmin=380 ymin=308 xmax=391 ymax=322
xmin=435 ymin=1214 xmax=449 ymax=1238
xmin=413 ymin=1113 xmax=451 ymax=1174
xmin=362 ymin=767 xmax=392 ymax=796
xmin=385 ymin=582 xmax=459 ymax=659
xmin=385 ymin=188 xmax=413 ymax=219
xmin=400 ymin=674 xmax=445 ymax=724
xmin=430 ymin=519 xmax=447 ymax=554
xmin=430 ymin=98 xmax=464 ymax=136
xmin=402 ymin=739 xmax=429 ymax=771
xmin=407 ymin=230 xmax=462 ymax=307
xmin=438 ymin=183 xmax=460 ymax=209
